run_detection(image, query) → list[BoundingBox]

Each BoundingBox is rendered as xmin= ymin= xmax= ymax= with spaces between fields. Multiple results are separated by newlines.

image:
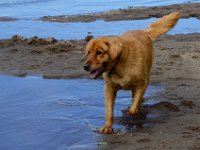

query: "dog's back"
xmin=119 ymin=12 xmax=181 ymax=82
xmin=122 ymin=30 xmax=153 ymax=73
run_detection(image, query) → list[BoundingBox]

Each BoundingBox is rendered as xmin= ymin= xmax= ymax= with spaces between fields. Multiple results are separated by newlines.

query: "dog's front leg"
xmin=100 ymin=81 xmax=117 ymax=134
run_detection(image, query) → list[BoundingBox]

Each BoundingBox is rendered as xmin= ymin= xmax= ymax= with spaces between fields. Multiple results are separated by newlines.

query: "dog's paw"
xmin=99 ymin=126 xmax=113 ymax=134
xmin=128 ymin=106 xmax=139 ymax=116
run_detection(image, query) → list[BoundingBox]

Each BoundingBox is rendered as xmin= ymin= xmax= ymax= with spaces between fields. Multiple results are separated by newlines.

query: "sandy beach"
xmin=0 ymin=2 xmax=200 ymax=150
xmin=1 ymin=33 xmax=199 ymax=81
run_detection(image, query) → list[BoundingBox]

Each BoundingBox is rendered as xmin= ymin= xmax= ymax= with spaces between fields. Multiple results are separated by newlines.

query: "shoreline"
xmin=0 ymin=2 xmax=200 ymax=149
xmin=0 ymin=17 xmax=17 ymax=22
xmin=1 ymin=3 xmax=200 ymax=23
xmin=39 ymin=3 xmax=200 ymax=23
xmin=0 ymin=33 xmax=199 ymax=81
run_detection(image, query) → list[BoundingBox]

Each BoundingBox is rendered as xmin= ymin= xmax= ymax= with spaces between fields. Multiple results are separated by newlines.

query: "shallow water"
xmin=0 ymin=18 xmax=200 ymax=40
xmin=0 ymin=0 xmax=199 ymax=19
xmin=0 ymin=75 xmax=165 ymax=150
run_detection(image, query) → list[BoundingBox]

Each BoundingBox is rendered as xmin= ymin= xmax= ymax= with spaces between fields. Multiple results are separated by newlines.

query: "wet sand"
xmin=0 ymin=2 xmax=200 ymax=149
xmin=101 ymin=78 xmax=200 ymax=150
xmin=0 ymin=33 xmax=200 ymax=149
xmin=0 ymin=17 xmax=17 ymax=22
xmin=2 ymin=3 xmax=200 ymax=23
xmin=39 ymin=3 xmax=200 ymax=23
xmin=0 ymin=33 xmax=200 ymax=80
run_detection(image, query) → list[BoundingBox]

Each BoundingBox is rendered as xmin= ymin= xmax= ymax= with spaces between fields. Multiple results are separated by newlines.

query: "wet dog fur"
xmin=84 ymin=12 xmax=180 ymax=133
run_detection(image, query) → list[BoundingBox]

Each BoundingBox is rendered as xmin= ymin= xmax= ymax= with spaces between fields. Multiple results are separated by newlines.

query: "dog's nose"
xmin=83 ymin=64 xmax=90 ymax=71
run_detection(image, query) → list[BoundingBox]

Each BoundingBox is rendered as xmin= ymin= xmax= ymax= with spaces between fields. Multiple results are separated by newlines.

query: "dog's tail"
xmin=146 ymin=12 xmax=181 ymax=41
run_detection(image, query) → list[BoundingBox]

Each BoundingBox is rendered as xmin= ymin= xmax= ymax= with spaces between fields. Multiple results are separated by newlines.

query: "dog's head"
xmin=83 ymin=36 xmax=122 ymax=79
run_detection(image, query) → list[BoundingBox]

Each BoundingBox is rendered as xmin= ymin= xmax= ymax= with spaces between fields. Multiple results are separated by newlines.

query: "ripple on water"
xmin=56 ymin=97 xmax=86 ymax=106
xmin=142 ymin=99 xmax=161 ymax=106
xmin=0 ymin=76 xmax=169 ymax=149
xmin=50 ymin=116 xmax=88 ymax=134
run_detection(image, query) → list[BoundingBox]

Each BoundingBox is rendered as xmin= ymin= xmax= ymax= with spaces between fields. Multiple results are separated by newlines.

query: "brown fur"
xmin=84 ymin=12 xmax=180 ymax=133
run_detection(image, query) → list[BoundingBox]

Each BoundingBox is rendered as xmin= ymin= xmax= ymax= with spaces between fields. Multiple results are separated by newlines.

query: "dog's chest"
xmin=109 ymin=73 xmax=136 ymax=90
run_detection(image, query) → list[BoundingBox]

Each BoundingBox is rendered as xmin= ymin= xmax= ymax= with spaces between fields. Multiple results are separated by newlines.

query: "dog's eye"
xmin=96 ymin=51 xmax=103 ymax=56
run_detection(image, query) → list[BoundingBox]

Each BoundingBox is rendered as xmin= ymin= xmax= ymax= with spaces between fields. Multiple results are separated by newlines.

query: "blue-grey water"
xmin=0 ymin=0 xmax=200 ymax=40
xmin=0 ymin=75 xmax=164 ymax=150
xmin=0 ymin=18 xmax=200 ymax=40
xmin=0 ymin=1 xmax=199 ymax=150
xmin=0 ymin=0 xmax=199 ymax=19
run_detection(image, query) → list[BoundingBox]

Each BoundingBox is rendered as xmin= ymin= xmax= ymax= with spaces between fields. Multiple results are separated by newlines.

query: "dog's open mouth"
xmin=89 ymin=63 xmax=106 ymax=79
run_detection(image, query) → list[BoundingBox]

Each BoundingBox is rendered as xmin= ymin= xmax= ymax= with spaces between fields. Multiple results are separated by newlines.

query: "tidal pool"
xmin=0 ymin=18 xmax=199 ymax=40
xmin=0 ymin=75 xmax=165 ymax=150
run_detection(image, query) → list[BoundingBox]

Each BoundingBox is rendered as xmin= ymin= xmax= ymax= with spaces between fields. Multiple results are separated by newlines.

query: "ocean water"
xmin=0 ymin=0 xmax=199 ymax=39
xmin=0 ymin=18 xmax=199 ymax=40
xmin=0 ymin=0 xmax=199 ymax=19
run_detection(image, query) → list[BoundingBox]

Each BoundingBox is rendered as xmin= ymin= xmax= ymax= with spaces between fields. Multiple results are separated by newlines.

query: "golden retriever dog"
xmin=84 ymin=12 xmax=180 ymax=133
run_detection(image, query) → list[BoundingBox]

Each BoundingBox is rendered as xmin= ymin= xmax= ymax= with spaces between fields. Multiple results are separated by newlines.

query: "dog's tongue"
xmin=89 ymin=69 xmax=100 ymax=79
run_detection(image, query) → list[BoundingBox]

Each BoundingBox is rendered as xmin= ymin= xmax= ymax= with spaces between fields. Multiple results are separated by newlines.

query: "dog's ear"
xmin=105 ymin=38 xmax=122 ymax=60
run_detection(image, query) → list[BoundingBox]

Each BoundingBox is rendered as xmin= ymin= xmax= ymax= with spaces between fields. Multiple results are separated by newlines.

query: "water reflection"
xmin=0 ymin=18 xmax=199 ymax=39
xmin=0 ymin=75 xmax=171 ymax=150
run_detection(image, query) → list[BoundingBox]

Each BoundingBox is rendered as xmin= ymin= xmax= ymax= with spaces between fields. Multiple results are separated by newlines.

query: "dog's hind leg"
xmin=100 ymin=82 xmax=118 ymax=133
xmin=129 ymin=81 xmax=147 ymax=115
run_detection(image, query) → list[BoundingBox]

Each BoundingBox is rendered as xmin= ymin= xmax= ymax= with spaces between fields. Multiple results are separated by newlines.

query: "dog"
xmin=84 ymin=12 xmax=180 ymax=133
